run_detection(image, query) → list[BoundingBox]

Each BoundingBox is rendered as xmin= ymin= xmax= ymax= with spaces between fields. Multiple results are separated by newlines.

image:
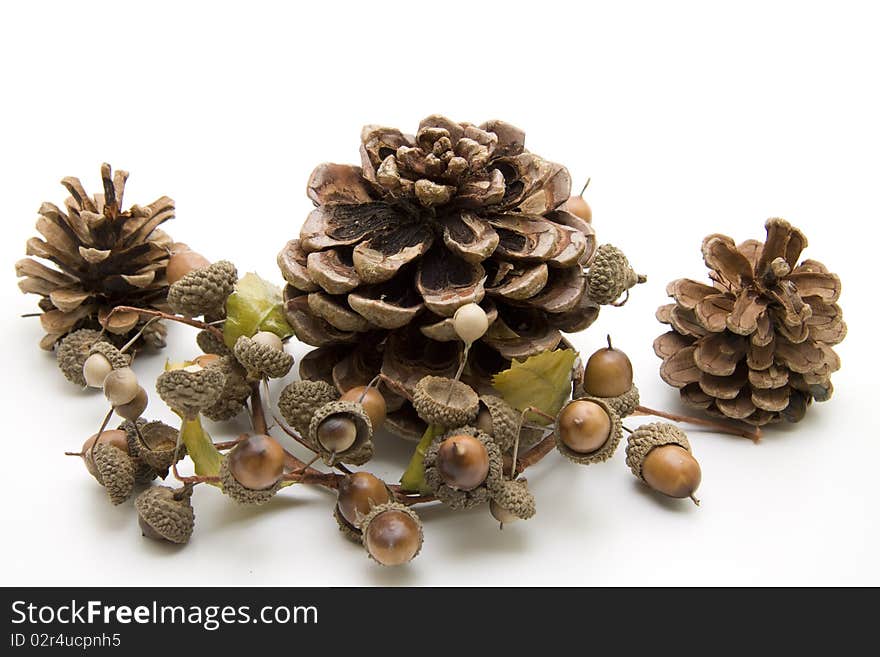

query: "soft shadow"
xmin=630 ymin=479 xmax=699 ymax=513
xmin=208 ymin=492 xmax=320 ymax=531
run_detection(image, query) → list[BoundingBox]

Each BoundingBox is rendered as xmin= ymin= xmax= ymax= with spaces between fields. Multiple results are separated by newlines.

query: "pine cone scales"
xmin=16 ymin=163 xmax=174 ymax=349
xmin=655 ymin=218 xmax=845 ymax=426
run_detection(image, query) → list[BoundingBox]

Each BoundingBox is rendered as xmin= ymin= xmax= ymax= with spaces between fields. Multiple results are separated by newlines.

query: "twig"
xmin=634 ymin=405 xmax=762 ymax=442
xmin=250 ymin=382 xmax=268 ymax=435
xmin=514 ymin=433 xmax=557 ymax=476
xmin=108 ymin=306 xmax=224 ymax=342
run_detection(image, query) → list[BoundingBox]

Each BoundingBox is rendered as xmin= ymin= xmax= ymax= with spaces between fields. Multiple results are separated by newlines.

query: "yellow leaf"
xmin=492 ymin=349 xmax=577 ymax=424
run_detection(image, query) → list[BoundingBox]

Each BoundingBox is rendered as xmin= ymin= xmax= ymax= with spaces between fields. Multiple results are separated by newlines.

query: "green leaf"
xmin=179 ymin=416 xmax=222 ymax=482
xmin=492 ymin=348 xmax=577 ymax=424
xmin=223 ymin=272 xmax=294 ymax=349
xmin=399 ymin=424 xmax=442 ymax=494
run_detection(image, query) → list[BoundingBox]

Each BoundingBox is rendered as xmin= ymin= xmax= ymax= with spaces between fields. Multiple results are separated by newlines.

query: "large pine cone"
xmin=15 ymin=163 xmax=174 ymax=349
xmin=655 ymin=218 xmax=845 ymax=427
xmin=281 ymin=115 xmax=643 ymax=440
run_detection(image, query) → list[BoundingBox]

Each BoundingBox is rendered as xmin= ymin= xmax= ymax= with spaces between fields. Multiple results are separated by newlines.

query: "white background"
xmin=1 ymin=1 xmax=877 ymax=586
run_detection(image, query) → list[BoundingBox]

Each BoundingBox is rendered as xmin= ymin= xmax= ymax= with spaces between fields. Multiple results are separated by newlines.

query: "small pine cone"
xmin=118 ymin=418 xmax=159 ymax=483
xmin=625 ymin=422 xmax=691 ymax=483
xmin=279 ymin=380 xmax=340 ymax=437
xmin=202 ymin=356 xmax=251 ymax=422
xmin=135 ymin=421 xmax=185 ymax=471
xmin=360 ymin=502 xmax=424 ymax=565
xmin=597 ymin=383 xmax=640 ymax=419
xmin=412 ymin=376 xmax=479 ymax=428
xmin=89 ymin=341 xmax=131 ymax=370
xmin=167 ymin=260 xmax=237 ymax=318
xmin=92 ymin=443 xmax=135 ymax=505
xmin=333 ymin=504 xmax=363 ymax=543
xmin=587 ymin=244 xmax=646 ymax=305
xmin=196 ymin=329 xmax=231 ymax=356
xmin=219 ymin=457 xmax=281 ymax=505
xmin=308 ymin=400 xmax=373 ymax=466
xmin=135 ymin=486 xmax=195 ymax=544
xmin=233 ymin=335 xmax=294 ymax=380
xmin=491 ymin=478 xmax=536 ymax=521
xmin=478 ymin=395 xmax=521 ymax=452
xmin=554 ymin=397 xmax=623 ymax=465
xmin=156 ymin=367 xmax=225 ymax=418
xmin=424 ymin=426 xmax=503 ymax=510
xmin=55 ymin=329 xmax=106 ymax=385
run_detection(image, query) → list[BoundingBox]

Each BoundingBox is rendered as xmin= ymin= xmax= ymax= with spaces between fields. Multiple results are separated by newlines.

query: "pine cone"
xmin=16 ymin=163 xmax=174 ymax=350
xmin=655 ymin=219 xmax=845 ymax=426
xmin=280 ymin=116 xmax=642 ymax=439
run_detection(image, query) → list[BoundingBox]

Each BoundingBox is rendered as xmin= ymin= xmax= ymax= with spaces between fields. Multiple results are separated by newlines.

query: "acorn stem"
xmin=249 ymin=382 xmax=268 ymax=436
xmin=212 ymin=434 xmax=249 ymax=451
xmin=92 ymin=407 xmax=114 ymax=453
xmin=119 ymin=315 xmax=161 ymax=353
xmin=524 ymin=406 xmax=557 ymax=424
xmin=359 ymin=375 xmax=382 ymax=404
xmin=634 ymin=405 xmax=762 ymax=443
xmin=579 ymin=177 xmax=591 ymax=197
xmin=689 ymin=494 xmax=701 ymax=506
xmin=108 ymin=306 xmax=225 ymax=342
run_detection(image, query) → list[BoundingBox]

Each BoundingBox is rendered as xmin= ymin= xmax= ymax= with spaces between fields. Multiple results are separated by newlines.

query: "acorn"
xmin=581 ymin=337 xmax=640 ymax=417
xmin=278 ymin=380 xmax=340 ymax=436
xmin=361 ymin=502 xmax=423 ymax=567
xmin=333 ymin=504 xmax=364 ymax=543
xmin=626 ymin=423 xmax=701 ymax=505
xmin=423 ymin=426 xmax=503 ymax=509
xmin=167 ymin=260 xmax=237 ymax=318
xmin=453 ymin=302 xmax=490 ymax=344
xmin=156 ymin=366 xmax=225 ymax=419
xmin=103 ymin=367 xmax=140 ymax=406
xmin=78 ymin=429 xmax=130 ymax=479
xmin=562 ymin=178 xmax=592 ymax=223
xmin=554 ymin=397 xmax=623 ymax=465
xmin=340 ymin=386 xmax=387 ymax=430
xmin=220 ymin=434 xmax=285 ymax=505
xmin=114 ymin=386 xmax=149 ymax=421
xmin=308 ymin=400 xmax=373 ymax=466
xmin=196 ymin=329 xmax=232 ymax=356
xmin=201 ymin=356 xmax=251 ymax=422
xmin=134 ymin=420 xmax=185 ymax=471
xmin=135 ymin=485 xmax=195 ymax=544
xmin=233 ymin=334 xmax=294 ymax=380
xmin=489 ymin=478 xmax=536 ymax=527
xmin=91 ymin=441 xmax=136 ymax=505
xmin=412 ymin=375 xmax=479 ymax=428
xmin=587 ymin=244 xmax=646 ymax=306
xmin=117 ymin=419 xmax=160 ymax=483
xmin=336 ymin=472 xmax=391 ymax=528
xmin=166 ymin=244 xmax=211 ymax=285
xmin=474 ymin=395 xmax=520 ymax=452
xmin=55 ymin=329 xmax=107 ymax=386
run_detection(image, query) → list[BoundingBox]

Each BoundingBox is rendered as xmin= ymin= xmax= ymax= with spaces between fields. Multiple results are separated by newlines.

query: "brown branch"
xmin=109 ymin=306 xmax=224 ymax=342
xmin=212 ymin=434 xmax=249 ymax=451
xmin=514 ymin=433 xmax=557 ymax=476
xmin=634 ymin=405 xmax=762 ymax=443
xmin=250 ymin=382 xmax=268 ymax=435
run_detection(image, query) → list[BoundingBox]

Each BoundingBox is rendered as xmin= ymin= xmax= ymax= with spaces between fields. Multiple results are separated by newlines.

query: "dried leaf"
xmin=492 ymin=348 xmax=577 ymax=423
xmin=399 ymin=424 xmax=441 ymax=494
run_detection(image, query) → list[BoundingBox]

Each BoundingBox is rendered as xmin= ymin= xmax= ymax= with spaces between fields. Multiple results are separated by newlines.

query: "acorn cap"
xmin=196 ymin=329 xmax=231 ymax=356
xmin=625 ymin=422 xmax=691 ymax=483
xmin=479 ymin=395 xmax=521 ymax=452
xmin=278 ymin=380 xmax=340 ymax=436
xmin=135 ymin=420 xmax=185 ymax=470
xmin=167 ymin=260 xmax=238 ymax=318
xmin=202 ymin=356 xmax=251 ymax=422
xmin=360 ymin=502 xmax=424 ymax=565
xmin=55 ymin=328 xmax=107 ymax=386
xmin=587 ymin=244 xmax=646 ymax=305
xmin=491 ymin=478 xmax=536 ymax=520
xmin=333 ymin=504 xmax=363 ymax=543
xmin=424 ymin=426 xmax=503 ymax=510
xmin=92 ymin=442 xmax=135 ymax=505
xmin=554 ymin=396 xmax=623 ymax=465
xmin=219 ymin=456 xmax=282 ymax=505
xmin=308 ymin=400 xmax=373 ymax=466
xmin=156 ymin=367 xmax=225 ymax=418
xmin=117 ymin=418 xmax=160 ymax=483
xmin=89 ymin=340 xmax=131 ymax=371
xmin=412 ymin=375 xmax=480 ymax=428
xmin=135 ymin=486 xmax=195 ymax=544
xmin=596 ymin=383 xmax=640 ymax=419
xmin=233 ymin=335 xmax=294 ymax=380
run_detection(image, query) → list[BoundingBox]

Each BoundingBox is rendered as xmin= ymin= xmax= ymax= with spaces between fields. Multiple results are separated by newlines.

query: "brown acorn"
xmin=625 ymin=422 xmax=701 ymax=504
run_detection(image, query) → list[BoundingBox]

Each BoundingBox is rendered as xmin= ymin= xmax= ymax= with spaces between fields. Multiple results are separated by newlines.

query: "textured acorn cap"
xmin=595 ymin=383 xmax=640 ymax=419
xmin=554 ymin=396 xmax=623 ymax=465
xmin=625 ymin=422 xmax=691 ymax=483
xmin=89 ymin=340 xmax=131 ymax=371
xmin=55 ymin=329 xmax=107 ymax=386
xmin=587 ymin=244 xmax=646 ymax=305
xmin=424 ymin=426 xmax=503 ymax=509
xmin=491 ymin=478 xmax=536 ymax=520
xmin=412 ymin=376 xmax=480 ymax=428
xmin=135 ymin=420 xmax=185 ymax=470
xmin=167 ymin=260 xmax=238 ymax=317
xmin=278 ymin=380 xmax=340 ymax=436
xmin=233 ymin=335 xmax=294 ymax=380
xmin=479 ymin=395 xmax=521 ymax=452
xmin=135 ymin=486 xmax=195 ymax=544
xmin=360 ymin=502 xmax=423 ymax=565
xmin=333 ymin=504 xmax=363 ymax=543
xmin=118 ymin=418 xmax=160 ymax=483
xmin=308 ymin=400 xmax=373 ymax=466
xmin=202 ymin=356 xmax=251 ymax=421
xmin=156 ymin=367 xmax=225 ymax=418
xmin=219 ymin=456 xmax=282 ymax=505
xmin=196 ymin=329 xmax=231 ymax=356
xmin=92 ymin=442 xmax=135 ymax=505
